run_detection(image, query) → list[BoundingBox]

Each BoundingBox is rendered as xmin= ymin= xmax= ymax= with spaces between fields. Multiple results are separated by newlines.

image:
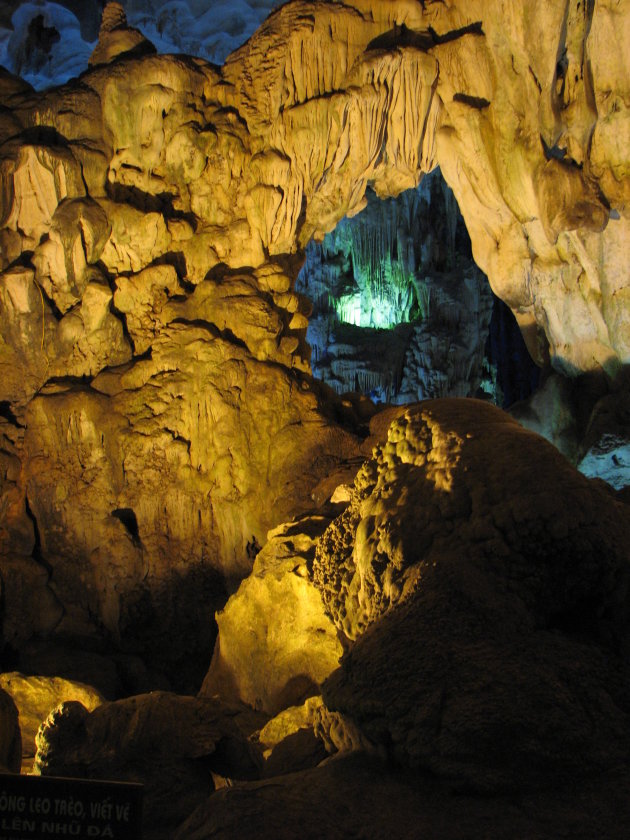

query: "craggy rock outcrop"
xmin=34 ymin=691 xmax=263 ymax=839
xmin=203 ymin=397 xmax=630 ymax=806
xmin=314 ymin=400 xmax=630 ymax=791
xmin=0 ymin=671 xmax=103 ymax=770
xmin=254 ymin=694 xmax=379 ymax=784
xmin=0 ymin=0 xmax=628 ymax=679
xmin=201 ymin=514 xmax=343 ymax=714
xmin=255 ymin=697 xmax=331 ymax=777
xmin=89 ymin=3 xmax=156 ymax=68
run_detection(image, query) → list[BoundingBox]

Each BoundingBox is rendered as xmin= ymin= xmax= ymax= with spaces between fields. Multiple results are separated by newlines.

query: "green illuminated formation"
xmin=297 ymin=173 xmax=495 ymax=404
xmin=323 ymin=187 xmax=431 ymax=329
xmin=332 ymin=258 xmax=429 ymax=329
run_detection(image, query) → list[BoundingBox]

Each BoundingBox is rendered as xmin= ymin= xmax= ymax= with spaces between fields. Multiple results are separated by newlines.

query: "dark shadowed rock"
xmin=34 ymin=691 xmax=263 ymax=838
xmin=174 ymin=751 xmax=630 ymax=840
xmin=315 ymin=399 xmax=630 ymax=791
xmin=0 ymin=686 xmax=21 ymax=773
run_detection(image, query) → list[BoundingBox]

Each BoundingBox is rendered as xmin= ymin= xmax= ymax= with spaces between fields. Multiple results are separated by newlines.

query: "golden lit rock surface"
xmin=255 ymin=697 xmax=329 ymax=777
xmin=0 ymin=0 xmax=628 ymax=684
xmin=257 ymin=696 xmax=326 ymax=757
xmin=314 ymin=401 xmax=466 ymax=639
xmin=1 ymin=0 xmax=627 ymax=374
xmin=201 ymin=515 xmax=343 ymax=714
xmin=0 ymin=671 xmax=103 ymax=770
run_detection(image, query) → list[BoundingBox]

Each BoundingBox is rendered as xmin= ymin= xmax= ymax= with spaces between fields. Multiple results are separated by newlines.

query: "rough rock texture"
xmin=174 ymin=752 xmax=630 ymax=840
xmin=0 ymin=0 xmax=628 ymax=682
xmin=313 ymin=400 xmax=630 ymax=791
xmin=99 ymin=3 xmax=128 ymax=35
xmin=0 ymin=686 xmax=21 ymax=773
xmin=201 ymin=397 xmax=630 ymax=813
xmin=201 ymin=514 xmax=343 ymax=714
xmin=34 ymin=691 xmax=263 ymax=839
xmin=255 ymin=697 xmax=329 ymax=777
xmin=0 ymin=672 xmax=103 ymax=770
xmin=0 ymin=410 xmax=64 ymax=653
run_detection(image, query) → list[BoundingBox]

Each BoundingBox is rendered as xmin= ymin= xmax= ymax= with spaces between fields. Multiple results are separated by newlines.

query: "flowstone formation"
xmin=0 ymin=0 xmax=628 ymax=687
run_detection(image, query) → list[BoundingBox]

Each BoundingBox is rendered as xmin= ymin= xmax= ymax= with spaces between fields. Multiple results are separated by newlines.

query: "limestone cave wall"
xmin=0 ymin=0 xmax=628 ymax=685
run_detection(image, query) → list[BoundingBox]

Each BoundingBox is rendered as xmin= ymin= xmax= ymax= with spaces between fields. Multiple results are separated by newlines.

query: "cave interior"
xmin=0 ymin=1 xmax=629 ymax=838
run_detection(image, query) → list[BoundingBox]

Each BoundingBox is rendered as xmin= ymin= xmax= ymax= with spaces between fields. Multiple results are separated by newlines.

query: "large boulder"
xmin=34 ymin=691 xmax=263 ymax=838
xmin=0 ymin=672 xmax=104 ymax=770
xmin=201 ymin=514 xmax=343 ymax=714
xmin=314 ymin=399 xmax=630 ymax=791
xmin=174 ymin=751 xmax=630 ymax=840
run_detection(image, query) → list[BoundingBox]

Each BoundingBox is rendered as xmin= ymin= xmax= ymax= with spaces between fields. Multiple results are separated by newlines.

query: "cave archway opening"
xmin=296 ymin=168 xmax=540 ymax=409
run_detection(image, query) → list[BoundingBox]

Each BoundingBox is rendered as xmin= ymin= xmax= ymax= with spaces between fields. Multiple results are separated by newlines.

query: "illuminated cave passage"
xmin=0 ymin=2 xmax=629 ymax=834
xmin=296 ymin=169 xmax=540 ymax=407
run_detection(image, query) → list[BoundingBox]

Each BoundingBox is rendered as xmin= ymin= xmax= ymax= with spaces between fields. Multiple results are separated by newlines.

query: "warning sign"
xmin=0 ymin=773 xmax=142 ymax=839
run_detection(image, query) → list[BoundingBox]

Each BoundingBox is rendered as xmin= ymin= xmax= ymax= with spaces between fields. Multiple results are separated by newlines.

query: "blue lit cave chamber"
xmin=296 ymin=169 xmax=540 ymax=408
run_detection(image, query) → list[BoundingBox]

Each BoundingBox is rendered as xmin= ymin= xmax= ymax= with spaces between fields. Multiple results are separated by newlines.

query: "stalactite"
xmin=296 ymin=170 xmax=498 ymax=402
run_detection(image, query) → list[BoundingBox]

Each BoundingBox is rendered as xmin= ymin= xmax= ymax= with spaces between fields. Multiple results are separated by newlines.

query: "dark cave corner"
xmin=485 ymin=296 xmax=541 ymax=409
